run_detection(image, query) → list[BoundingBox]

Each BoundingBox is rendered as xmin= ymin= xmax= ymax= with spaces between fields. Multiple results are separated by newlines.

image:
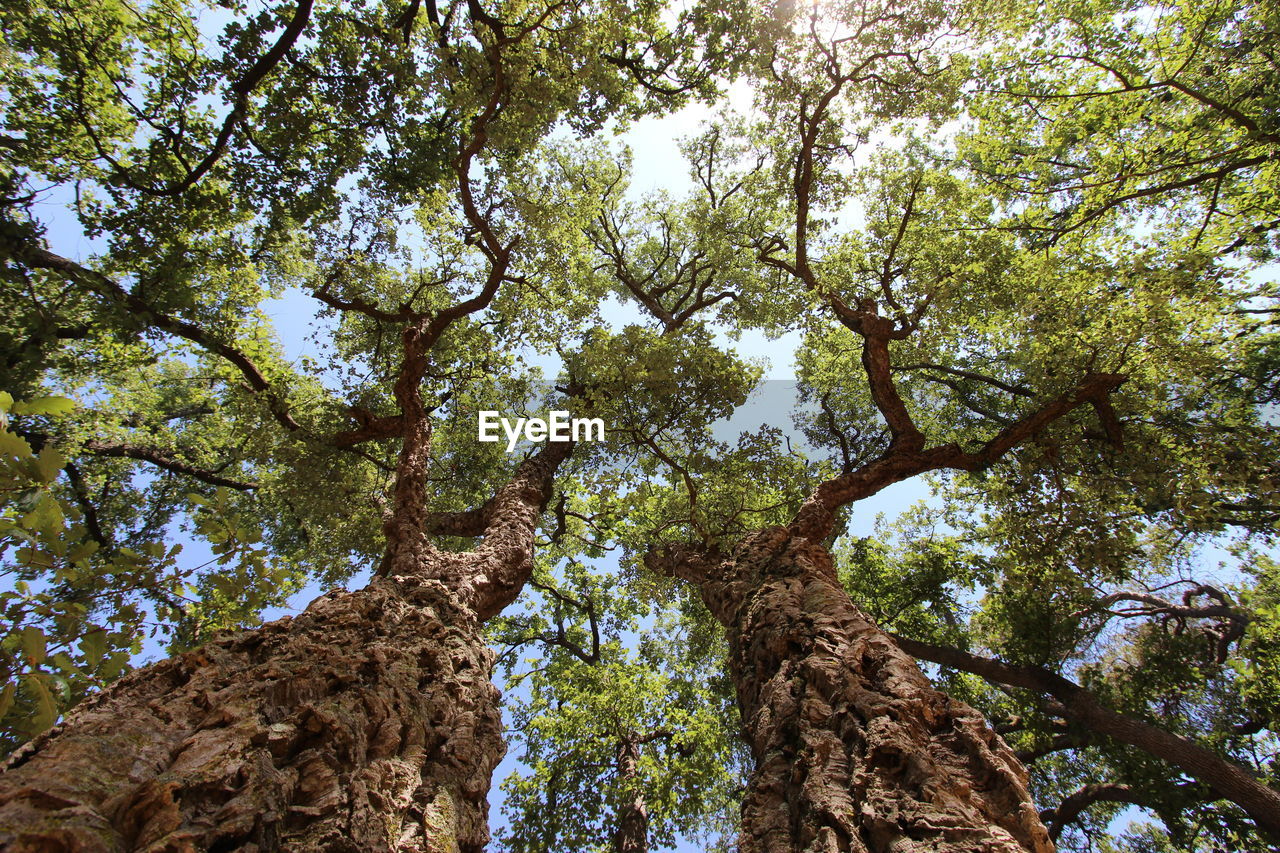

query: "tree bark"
xmin=0 ymin=430 xmax=572 ymax=851
xmin=613 ymin=735 xmax=649 ymax=853
xmin=0 ymin=572 xmax=499 ymax=852
xmin=654 ymin=529 xmax=1053 ymax=853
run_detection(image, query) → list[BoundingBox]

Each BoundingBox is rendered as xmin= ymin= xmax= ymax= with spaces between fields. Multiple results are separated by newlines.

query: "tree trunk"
xmin=0 ymin=428 xmax=574 ymax=851
xmin=0 ymin=572 xmax=501 ymax=852
xmin=657 ymin=528 xmax=1054 ymax=853
xmin=613 ymin=734 xmax=648 ymax=853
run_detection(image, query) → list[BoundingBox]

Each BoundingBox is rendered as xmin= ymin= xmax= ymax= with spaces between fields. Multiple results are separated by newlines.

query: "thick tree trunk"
xmin=613 ymin=735 xmax=649 ymax=853
xmin=657 ymin=528 xmax=1054 ymax=853
xmin=0 ymin=418 xmax=571 ymax=851
xmin=0 ymin=572 xmax=499 ymax=852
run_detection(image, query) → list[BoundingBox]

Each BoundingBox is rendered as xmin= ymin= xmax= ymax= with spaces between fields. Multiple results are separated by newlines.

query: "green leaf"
xmin=0 ymin=682 xmax=14 ymax=720
xmin=100 ymin=650 xmax=129 ymax=681
xmin=12 ymin=396 xmax=76 ymax=416
xmin=67 ymin=541 xmax=99 ymax=564
xmin=0 ymin=431 xmax=33 ymax=459
xmin=209 ymin=573 xmax=238 ymax=597
xmin=24 ymin=673 xmax=57 ymax=734
xmin=20 ymin=625 xmax=47 ymax=665
xmin=79 ymin=629 xmax=107 ymax=666
xmin=33 ymin=446 xmax=65 ymax=483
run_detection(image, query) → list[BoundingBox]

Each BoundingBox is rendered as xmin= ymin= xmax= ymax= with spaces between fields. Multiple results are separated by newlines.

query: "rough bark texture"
xmin=0 ymin=572 xmax=499 ymax=852
xmin=0 ymin=424 xmax=571 ymax=851
xmin=657 ymin=528 xmax=1053 ymax=853
xmin=613 ymin=735 xmax=649 ymax=853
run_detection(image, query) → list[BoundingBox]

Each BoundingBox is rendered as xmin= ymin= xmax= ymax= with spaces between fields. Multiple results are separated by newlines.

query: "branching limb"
xmin=4 ymin=240 xmax=304 ymax=434
xmin=892 ymin=635 xmax=1280 ymax=837
xmin=83 ymin=440 xmax=259 ymax=491
xmin=1039 ymin=783 xmax=1161 ymax=841
xmin=94 ymin=0 xmax=315 ymax=197
xmin=1084 ymin=586 xmax=1246 ymax=625
xmin=1076 ymin=585 xmax=1249 ymax=662
xmin=1043 ymin=154 xmax=1274 ymax=240
xmin=63 ymin=461 xmax=110 ymax=548
xmin=790 ymin=373 xmax=1125 ymax=540
xmin=331 ymin=407 xmax=407 ymax=448
xmin=20 ymin=427 xmax=259 ymax=492
xmin=313 ymin=284 xmax=424 ymax=324
xmin=893 ymin=362 xmax=1034 ymax=398
xmin=466 ymin=437 xmax=576 ymax=620
xmin=592 ymin=211 xmax=736 ymax=334
xmin=522 ymin=574 xmax=601 ymax=665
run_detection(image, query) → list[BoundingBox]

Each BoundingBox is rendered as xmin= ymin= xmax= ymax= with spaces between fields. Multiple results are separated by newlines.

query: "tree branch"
xmin=789 ymin=373 xmax=1125 ymax=540
xmin=893 ymin=362 xmax=1034 ymax=398
xmin=467 ymin=438 xmax=576 ymax=620
xmin=331 ymin=407 xmax=407 ymax=448
xmin=83 ymin=440 xmax=259 ymax=490
xmin=1039 ymin=783 xmax=1161 ymax=841
xmin=108 ymin=0 xmax=315 ymax=197
xmin=892 ymin=635 xmax=1280 ymax=837
xmin=4 ymin=240 xmax=304 ymax=434
xmin=62 ymin=460 xmax=110 ymax=548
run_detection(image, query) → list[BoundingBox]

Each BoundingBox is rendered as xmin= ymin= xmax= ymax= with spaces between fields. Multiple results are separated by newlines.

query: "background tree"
xmin=488 ymin=557 xmax=745 ymax=853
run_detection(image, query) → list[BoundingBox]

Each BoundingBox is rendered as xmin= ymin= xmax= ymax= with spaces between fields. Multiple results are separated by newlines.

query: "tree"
xmin=0 ymin=0 xmax=754 ymax=847
xmin=2 ymin=0 xmax=1278 ymax=850
xmin=488 ymin=559 xmax=745 ymax=853
xmin=845 ymin=0 xmax=1280 ymax=845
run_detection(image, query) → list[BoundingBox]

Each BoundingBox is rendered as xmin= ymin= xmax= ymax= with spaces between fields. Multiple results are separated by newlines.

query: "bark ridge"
xmin=670 ymin=528 xmax=1053 ymax=853
xmin=0 ymin=575 xmax=502 ymax=852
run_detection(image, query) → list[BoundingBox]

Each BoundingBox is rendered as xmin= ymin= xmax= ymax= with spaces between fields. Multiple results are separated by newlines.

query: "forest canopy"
xmin=1 ymin=0 xmax=1278 ymax=850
